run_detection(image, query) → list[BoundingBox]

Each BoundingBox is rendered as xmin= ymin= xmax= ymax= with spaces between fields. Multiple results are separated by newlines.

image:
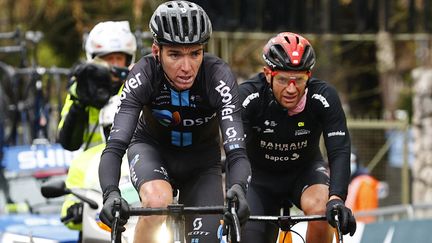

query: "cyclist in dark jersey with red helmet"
xmin=239 ymin=32 xmax=356 ymax=243
xmin=97 ymin=1 xmax=251 ymax=242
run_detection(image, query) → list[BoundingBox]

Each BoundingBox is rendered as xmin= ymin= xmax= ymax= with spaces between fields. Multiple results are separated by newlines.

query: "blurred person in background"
xmin=239 ymin=32 xmax=356 ymax=243
xmin=57 ymin=20 xmax=137 ymax=152
xmin=57 ymin=21 xmax=137 ymax=238
xmin=345 ymin=151 xmax=379 ymax=223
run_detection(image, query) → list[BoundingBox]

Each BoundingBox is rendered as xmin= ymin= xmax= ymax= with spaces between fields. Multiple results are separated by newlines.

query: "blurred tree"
xmin=0 ymin=0 xmax=157 ymax=67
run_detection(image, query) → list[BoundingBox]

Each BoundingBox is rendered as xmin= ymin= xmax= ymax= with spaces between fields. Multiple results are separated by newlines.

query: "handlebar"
xmin=110 ymin=202 xmax=242 ymax=243
xmin=129 ymin=204 xmax=226 ymax=216
xmin=249 ymin=214 xmax=326 ymax=231
xmin=249 ymin=213 xmax=344 ymax=243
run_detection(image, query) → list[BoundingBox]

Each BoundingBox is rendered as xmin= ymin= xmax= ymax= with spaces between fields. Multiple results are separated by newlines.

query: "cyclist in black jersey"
xmin=98 ymin=1 xmax=251 ymax=242
xmin=239 ymin=32 xmax=356 ymax=243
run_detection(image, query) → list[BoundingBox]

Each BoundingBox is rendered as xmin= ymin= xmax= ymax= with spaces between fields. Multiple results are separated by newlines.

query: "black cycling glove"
xmin=99 ymin=187 xmax=129 ymax=232
xmin=225 ymin=184 xmax=250 ymax=226
xmin=326 ymin=198 xmax=357 ymax=236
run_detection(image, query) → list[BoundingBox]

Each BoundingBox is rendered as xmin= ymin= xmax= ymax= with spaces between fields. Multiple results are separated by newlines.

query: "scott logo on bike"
xmin=193 ymin=218 xmax=203 ymax=230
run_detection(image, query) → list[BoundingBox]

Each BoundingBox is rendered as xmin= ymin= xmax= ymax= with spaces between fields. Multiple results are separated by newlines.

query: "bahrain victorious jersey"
xmin=239 ymin=73 xmax=351 ymax=198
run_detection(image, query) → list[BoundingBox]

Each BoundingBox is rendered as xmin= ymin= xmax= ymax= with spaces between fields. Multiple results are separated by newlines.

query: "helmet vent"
xmin=162 ymin=16 xmax=169 ymax=34
xmin=192 ymin=16 xmax=198 ymax=36
xmin=182 ymin=16 xmax=189 ymax=36
xmin=172 ymin=16 xmax=179 ymax=37
xmin=284 ymin=36 xmax=290 ymax=44
xmin=200 ymin=15 xmax=205 ymax=34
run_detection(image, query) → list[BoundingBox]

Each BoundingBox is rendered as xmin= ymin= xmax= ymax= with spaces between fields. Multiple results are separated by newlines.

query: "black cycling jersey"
xmin=99 ymin=53 xmax=251 ymax=193
xmin=239 ymin=73 xmax=350 ymax=200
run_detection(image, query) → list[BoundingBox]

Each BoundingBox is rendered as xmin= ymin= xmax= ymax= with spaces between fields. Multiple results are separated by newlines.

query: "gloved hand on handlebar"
xmin=326 ymin=198 xmax=357 ymax=236
xmin=225 ymin=184 xmax=250 ymax=226
xmin=99 ymin=187 xmax=129 ymax=232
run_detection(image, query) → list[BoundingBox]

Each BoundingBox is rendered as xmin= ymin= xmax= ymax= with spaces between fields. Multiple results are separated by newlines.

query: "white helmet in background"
xmin=85 ymin=21 xmax=137 ymax=66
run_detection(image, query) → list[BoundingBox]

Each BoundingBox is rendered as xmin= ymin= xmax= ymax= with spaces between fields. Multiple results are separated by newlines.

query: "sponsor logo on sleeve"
xmin=120 ymin=72 xmax=143 ymax=100
xmin=312 ymin=93 xmax=330 ymax=108
xmin=215 ymin=80 xmax=235 ymax=121
xmin=242 ymin=92 xmax=259 ymax=108
xmin=327 ymin=131 xmax=346 ymax=137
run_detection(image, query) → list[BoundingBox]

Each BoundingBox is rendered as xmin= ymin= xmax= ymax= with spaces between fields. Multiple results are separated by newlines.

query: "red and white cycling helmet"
xmin=263 ymin=32 xmax=315 ymax=71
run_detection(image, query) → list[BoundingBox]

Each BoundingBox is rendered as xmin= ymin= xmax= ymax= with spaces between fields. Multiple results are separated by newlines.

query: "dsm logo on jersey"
xmin=152 ymin=109 xmax=181 ymax=127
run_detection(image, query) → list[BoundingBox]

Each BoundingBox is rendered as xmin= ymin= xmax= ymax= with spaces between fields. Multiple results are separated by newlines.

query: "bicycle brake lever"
xmin=332 ymin=208 xmax=343 ymax=243
xmin=227 ymin=199 xmax=241 ymax=243
xmin=231 ymin=208 xmax=241 ymax=242
xmin=111 ymin=198 xmax=121 ymax=243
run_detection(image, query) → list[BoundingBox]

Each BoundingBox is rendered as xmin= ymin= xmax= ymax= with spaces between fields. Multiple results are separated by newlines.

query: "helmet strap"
xmin=269 ymin=70 xmax=278 ymax=90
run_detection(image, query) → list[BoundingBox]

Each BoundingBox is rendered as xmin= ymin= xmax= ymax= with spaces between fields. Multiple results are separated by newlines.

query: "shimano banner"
xmin=2 ymin=144 xmax=81 ymax=172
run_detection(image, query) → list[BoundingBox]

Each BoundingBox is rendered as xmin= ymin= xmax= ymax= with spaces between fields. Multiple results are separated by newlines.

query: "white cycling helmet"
xmin=85 ymin=21 xmax=137 ymax=66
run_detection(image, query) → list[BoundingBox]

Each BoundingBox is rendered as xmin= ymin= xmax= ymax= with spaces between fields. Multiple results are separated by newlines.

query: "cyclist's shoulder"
xmin=239 ymin=73 xmax=266 ymax=94
xmin=203 ymin=52 xmax=226 ymax=65
xmin=202 ymin=53 xmax=235 ymax=78
xmin=241 ymin=73 xmax=265 ymax=86
xmin=131 ymin=54 xmax=158 ymax=74
xmin=307 ymin=78 xmax=342 ymax=108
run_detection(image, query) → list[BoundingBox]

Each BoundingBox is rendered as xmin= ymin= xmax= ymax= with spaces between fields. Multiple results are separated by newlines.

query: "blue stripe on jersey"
xmin=172 ymin=131 xmax=181 ymax=146
xmin=171 ymin=131 xmax=192 ymax=146
xmin=170 ymin=89 xmax=189 ymax=106
xmin=183 ymin=132 xmax=192 ymax=146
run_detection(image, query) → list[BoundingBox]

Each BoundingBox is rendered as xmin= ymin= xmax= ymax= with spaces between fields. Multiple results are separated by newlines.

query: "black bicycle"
xmin=0 ymin=28 xmax=71 ymax=145
xmin=0 ymin=64 xmax=70 ymax=144
xmin=249 ymin=211 xmax=344 ymax=243
xmin=110 ymin=198 xmax=242 ymax=243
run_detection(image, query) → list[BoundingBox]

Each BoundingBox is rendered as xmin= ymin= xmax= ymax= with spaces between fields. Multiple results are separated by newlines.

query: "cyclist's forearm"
xmin=225 ymin=148 xmax=251 ymax=192
xmin=99 ymin=143 xmax=127 ymax=192
xmin=328 ymin=153 xmax=350 ymax=201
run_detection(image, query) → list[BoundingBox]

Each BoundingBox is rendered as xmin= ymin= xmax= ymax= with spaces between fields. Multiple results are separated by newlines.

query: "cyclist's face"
xmin=264 ymin=67 xmax=309 ymax=110
xmin=154 ymin=43 xmax=204 ymax=91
